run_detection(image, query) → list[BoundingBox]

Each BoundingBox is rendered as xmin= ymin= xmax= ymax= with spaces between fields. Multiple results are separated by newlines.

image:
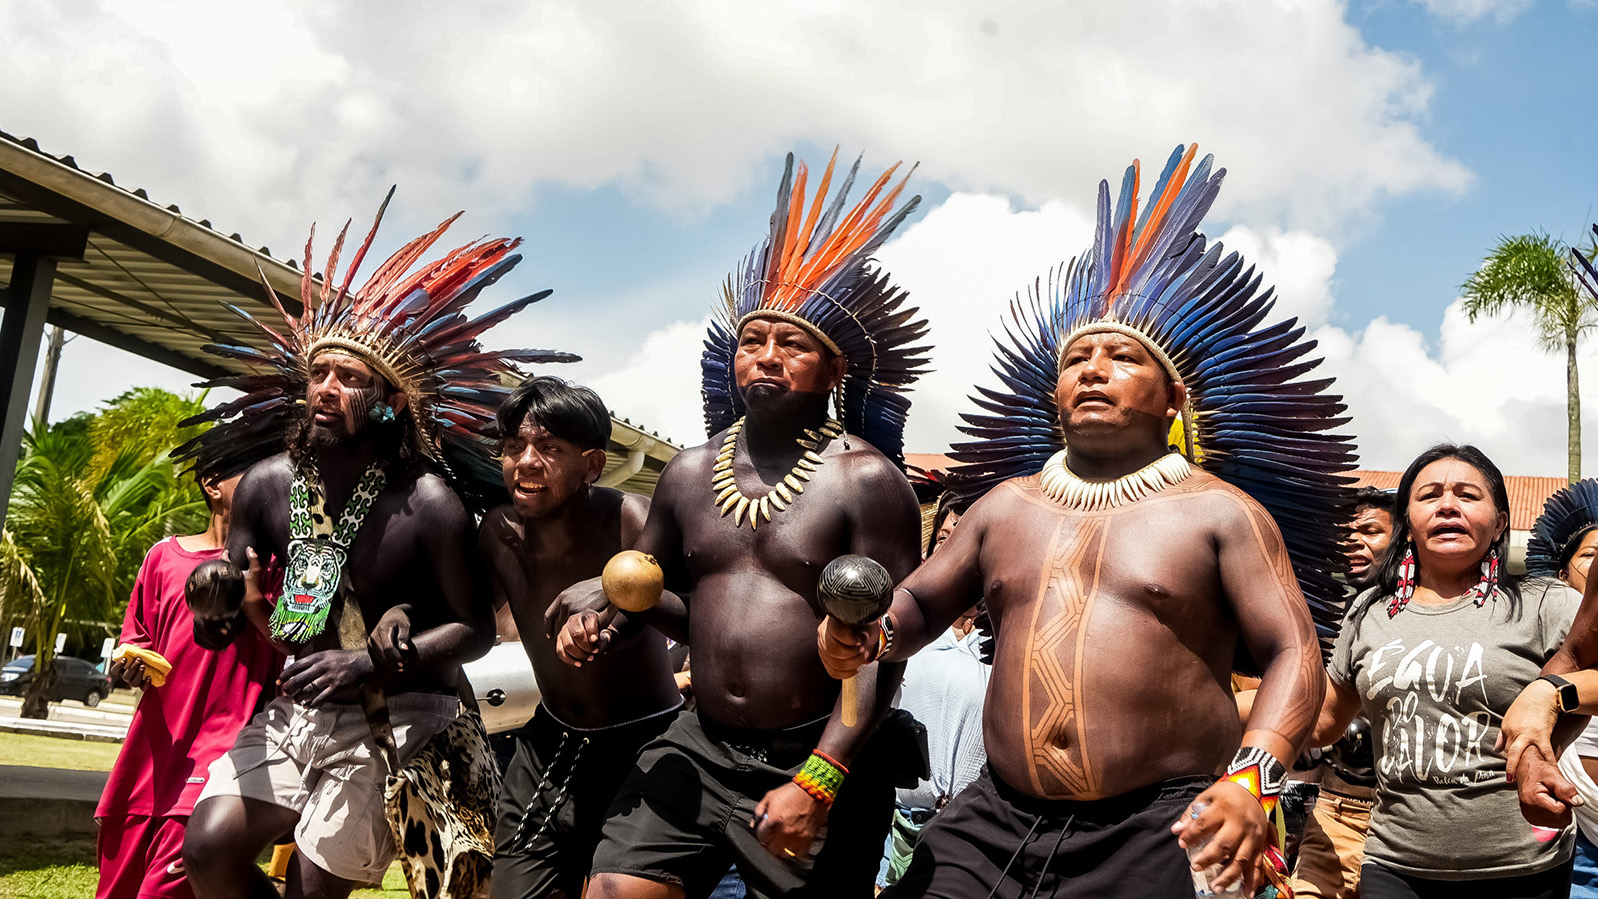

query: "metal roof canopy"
xmin=0 ymin=131 xmax=680 ymax=517
xmin=0 ymin=130 xmax=310 ymax=524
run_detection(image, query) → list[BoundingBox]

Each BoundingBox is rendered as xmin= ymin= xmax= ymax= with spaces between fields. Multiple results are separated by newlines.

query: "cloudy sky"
xmin=4 ymin=0 xmax=1597 ymax=475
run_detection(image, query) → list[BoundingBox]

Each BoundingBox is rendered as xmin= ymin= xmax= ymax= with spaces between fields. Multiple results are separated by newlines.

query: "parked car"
xmin=0 ymin=654 xmax=115 ymax=706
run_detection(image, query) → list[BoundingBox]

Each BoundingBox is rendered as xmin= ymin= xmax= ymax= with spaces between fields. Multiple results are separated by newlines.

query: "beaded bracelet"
xmin=1224 ymin=746 xmax=1286 ymax=814
xmin=793 ymin=750 xmax=848 ymax=806
xmin=873 ymin=615 xmax=896 ymax=663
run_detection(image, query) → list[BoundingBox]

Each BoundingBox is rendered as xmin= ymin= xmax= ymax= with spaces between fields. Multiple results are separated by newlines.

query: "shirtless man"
xmin=480 ymin=376 xmax=682 ymax=899
xmin=557 ymin=152 xmax=929 ymax=899
xmin=822 ymin=146 xmax=1346 ymax=898
xmin=175 ymin=208 xmax=548 ymax=899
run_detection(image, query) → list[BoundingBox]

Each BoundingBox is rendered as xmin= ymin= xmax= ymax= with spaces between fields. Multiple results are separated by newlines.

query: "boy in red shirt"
xmin=96 ymin=472 xmax=280 ymax=899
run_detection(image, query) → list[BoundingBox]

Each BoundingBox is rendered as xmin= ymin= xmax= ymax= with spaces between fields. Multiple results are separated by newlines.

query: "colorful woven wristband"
xmin=793 ymin=750 xmax=848 ymax=806
xmin=1224 ymin=746 xmax=1286 ymax=814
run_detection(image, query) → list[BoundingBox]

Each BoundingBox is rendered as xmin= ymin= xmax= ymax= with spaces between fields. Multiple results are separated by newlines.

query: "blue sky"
xmin=1333 ymin=0 xmax=1598 ymax=333
xmin=5 ymin=0 xmax=1598 ymax=475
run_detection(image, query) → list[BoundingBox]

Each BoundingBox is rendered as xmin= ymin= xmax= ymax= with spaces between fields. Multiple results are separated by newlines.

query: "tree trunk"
xmin=1570 ymin=336 xmax=1582 ymax=484
xmin=19 ymin=657 xmax=54 ymax=719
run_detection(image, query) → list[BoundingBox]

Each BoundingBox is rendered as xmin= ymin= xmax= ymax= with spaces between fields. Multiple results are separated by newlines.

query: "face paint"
xmin=307 ymin=352 xmax=389 ymax=446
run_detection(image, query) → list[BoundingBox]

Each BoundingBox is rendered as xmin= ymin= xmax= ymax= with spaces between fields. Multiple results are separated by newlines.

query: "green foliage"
xmin=0 ymin=388 xmax=209 ymax=717
xmin=1460 ymin=231 xmax=1598 ymax=483
xmin=87 ymin=387 xmax=207 ymax=479
xmin=1460 ymin=231 xmax=1590 ymax=350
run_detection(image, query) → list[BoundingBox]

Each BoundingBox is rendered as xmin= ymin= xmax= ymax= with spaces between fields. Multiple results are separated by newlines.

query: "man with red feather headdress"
xmin=174 ymin=191 xmax=576 ymax=899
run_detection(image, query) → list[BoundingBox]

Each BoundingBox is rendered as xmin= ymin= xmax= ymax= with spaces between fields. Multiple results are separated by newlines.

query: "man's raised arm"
xmin=810 ymin=454 xmax=923 ymax=765
xmin=549 ymin=458 xmax=693 ymax=660
xmin=818 ymin=485 xmax=990 ymax=679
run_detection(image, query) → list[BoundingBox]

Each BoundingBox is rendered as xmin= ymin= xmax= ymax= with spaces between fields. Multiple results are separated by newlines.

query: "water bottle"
xmin=1185 ymin=801 xmax=1243 ymax=897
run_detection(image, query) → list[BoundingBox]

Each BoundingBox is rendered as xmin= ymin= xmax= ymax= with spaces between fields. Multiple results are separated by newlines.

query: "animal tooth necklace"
xmin=711 ymin=417 xmax=843 ymax=529
xmin=1037 ymin=449 xmax=1190 ymax=511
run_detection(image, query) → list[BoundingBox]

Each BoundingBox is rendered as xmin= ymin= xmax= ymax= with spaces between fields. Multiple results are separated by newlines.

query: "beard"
xmin=306 ymin=418 xmax=355 ymax=449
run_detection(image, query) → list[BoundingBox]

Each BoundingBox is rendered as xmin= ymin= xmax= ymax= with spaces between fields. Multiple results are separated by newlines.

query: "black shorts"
xmin=1360 ymin=859 xmax=1576 ymax=899
xmin=885 ymin=767 xmax=1209 ymax=899
xmin=590 ymin=709 xmax=908 ymax=899
xmin=490 ymin=703 xmax=678 ymax=899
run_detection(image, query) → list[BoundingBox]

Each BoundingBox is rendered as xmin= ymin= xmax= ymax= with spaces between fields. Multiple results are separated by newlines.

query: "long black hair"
xmin=1364 ymin=443 xmax=1521 ymax=618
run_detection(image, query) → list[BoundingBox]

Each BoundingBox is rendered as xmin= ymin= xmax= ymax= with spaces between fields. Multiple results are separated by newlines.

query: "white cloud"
xmin=0 ymin=0 xmax=1467 ymax=252
xmin=1413 ymin=0 xmax=1533 ymax=24
xmin=570 ymin=185 xmax=1598 ymax=482
xmin=3 ymin=0 xmax=1492 ymax=459
xmin=585 ymin=317 xmax=713 ymax=448
xmin=1213 ymin=226 xmax=1340 ymax=329
xmin=1315 ymin=301 xmax=1597 ymax=476
xmin=874 ymin=193 xmax=1093 ymax=456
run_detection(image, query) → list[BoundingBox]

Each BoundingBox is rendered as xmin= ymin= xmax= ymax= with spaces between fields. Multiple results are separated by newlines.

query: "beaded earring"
xmin=1468 ymin=547 xmax=1501 ymax=607
xmin=368 ymin=402 xmax=396 ymax=423
xmin=1386 ymin=543 xmax=1417 ymax=617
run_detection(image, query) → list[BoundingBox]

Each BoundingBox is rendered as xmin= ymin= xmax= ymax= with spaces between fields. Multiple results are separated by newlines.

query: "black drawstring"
xmin=985 ymin=813 xmax=1044 ymax=899
xmin=1026 ymin=815 xmax=1073 ymax=899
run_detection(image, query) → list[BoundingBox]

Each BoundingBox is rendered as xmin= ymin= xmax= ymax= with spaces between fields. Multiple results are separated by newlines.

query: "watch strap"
xmin=1539 ymin=675 xmax=1580 ymax=713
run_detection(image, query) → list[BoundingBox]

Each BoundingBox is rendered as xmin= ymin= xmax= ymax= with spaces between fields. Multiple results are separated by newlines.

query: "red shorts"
xmin=97 ymin=814 xmax=192 ymax=899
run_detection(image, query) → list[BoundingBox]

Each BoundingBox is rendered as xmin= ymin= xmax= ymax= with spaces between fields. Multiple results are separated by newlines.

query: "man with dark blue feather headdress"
xmin=552 ymin=151 xmax=930 ymax=899
xmin=821 ymin=145 xmax=1356 ymax=898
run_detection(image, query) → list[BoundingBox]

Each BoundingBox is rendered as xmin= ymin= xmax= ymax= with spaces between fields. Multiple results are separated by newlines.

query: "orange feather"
xmin=1122 ymin=143 xmax=1197 ymax=280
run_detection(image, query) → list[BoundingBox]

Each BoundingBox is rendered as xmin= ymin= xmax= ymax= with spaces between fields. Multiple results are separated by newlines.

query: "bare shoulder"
xmin=240 ymin=452 xmax=294 ymax=493
xmin=657 ymin=439 xmax=716 ymax=485
xmin=1173 ymin=468 xmax=1283 ymax=541
xmin=479 ymin=503 xmax=520 ymax=546
xmin=404 ymin=470 xmax=472 ymax=525
xmin=616 ymin=489 xmax=650 ymax=523
xmin=833 ymin=437 xmax=908 ymax=486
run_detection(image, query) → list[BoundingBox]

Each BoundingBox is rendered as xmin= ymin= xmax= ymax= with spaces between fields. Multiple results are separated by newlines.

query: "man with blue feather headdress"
xmin=821 ymin=145 xmax=1356 ymax=898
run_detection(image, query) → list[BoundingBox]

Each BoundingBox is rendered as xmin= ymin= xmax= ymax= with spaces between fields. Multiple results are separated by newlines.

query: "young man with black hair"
xmin=480 ymin=376 xmax=682 ymax=899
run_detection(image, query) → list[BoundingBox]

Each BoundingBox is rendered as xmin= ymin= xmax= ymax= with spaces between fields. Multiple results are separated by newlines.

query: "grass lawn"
xmin=0 ymin=833 xmax=409 ymax=898
xmin=0 ymin=732 xmax=122 ymax=771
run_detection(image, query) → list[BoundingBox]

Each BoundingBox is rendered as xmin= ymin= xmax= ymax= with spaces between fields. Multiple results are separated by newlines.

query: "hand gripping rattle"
xmin=817 ymin=554 xmax=893 ymax=727
xmin=602 ymin=550 xmax=665 ymax=613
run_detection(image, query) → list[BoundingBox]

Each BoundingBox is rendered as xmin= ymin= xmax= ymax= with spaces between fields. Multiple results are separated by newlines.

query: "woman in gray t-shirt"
xmin=1314 ymin=444 xmax=1580 ymax=898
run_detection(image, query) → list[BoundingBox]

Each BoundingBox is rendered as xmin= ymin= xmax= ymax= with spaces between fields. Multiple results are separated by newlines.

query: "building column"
xmin=0 ymin=255 xmax=57 ymax=526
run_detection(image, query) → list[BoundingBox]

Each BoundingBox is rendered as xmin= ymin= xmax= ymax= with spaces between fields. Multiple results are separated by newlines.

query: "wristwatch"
xmin=1538 ymin=675 xmax=1581 ymax=714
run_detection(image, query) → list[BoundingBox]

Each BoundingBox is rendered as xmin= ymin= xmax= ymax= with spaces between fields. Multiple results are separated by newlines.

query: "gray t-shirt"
xmin=1328 ymin=577 xmax=1581 ymax=879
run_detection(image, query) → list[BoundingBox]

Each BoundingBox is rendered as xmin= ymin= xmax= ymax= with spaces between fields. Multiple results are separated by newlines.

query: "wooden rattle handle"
xmin=841 ymin=676 xmax=859 ymax=728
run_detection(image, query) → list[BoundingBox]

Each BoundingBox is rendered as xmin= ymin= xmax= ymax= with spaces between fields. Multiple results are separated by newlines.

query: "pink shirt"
xmin=97 ymin=537 xmax=280 ymax=818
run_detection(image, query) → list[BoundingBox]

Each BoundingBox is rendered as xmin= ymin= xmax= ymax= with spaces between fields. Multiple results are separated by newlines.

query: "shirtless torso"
xmin=924 ymin=467 xmax=1309 ymax=800
xmin=642 ymin=428 xmax=921 ymax=730
xmin=482 ymin=487 xmax=680 ymax=727
xmin=226 ymin=450 xmax=490 ymax=701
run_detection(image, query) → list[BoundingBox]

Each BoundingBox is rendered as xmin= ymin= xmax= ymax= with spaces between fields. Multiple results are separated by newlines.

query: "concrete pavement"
xmin=0 ymin=692 xmax=133 ymax=741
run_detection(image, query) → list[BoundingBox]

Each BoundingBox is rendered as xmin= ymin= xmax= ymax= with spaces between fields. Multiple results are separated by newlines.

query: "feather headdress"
xmin=1527 ymin=481 xmax=1598 ymax=578
xmin=951 ymin=144 xmax=1357 ymax=660
xmin=700 ymin=151 xmax=931 ymax=467
xmin=177 ymin=189 xmax=578 ymax=510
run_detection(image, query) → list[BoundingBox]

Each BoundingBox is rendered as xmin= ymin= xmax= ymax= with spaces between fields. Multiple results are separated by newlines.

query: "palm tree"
xmin=1461 ymin=232 xmax=1598 ymax=483
xmin=0 ymin=391 xmax=208 ymax=718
